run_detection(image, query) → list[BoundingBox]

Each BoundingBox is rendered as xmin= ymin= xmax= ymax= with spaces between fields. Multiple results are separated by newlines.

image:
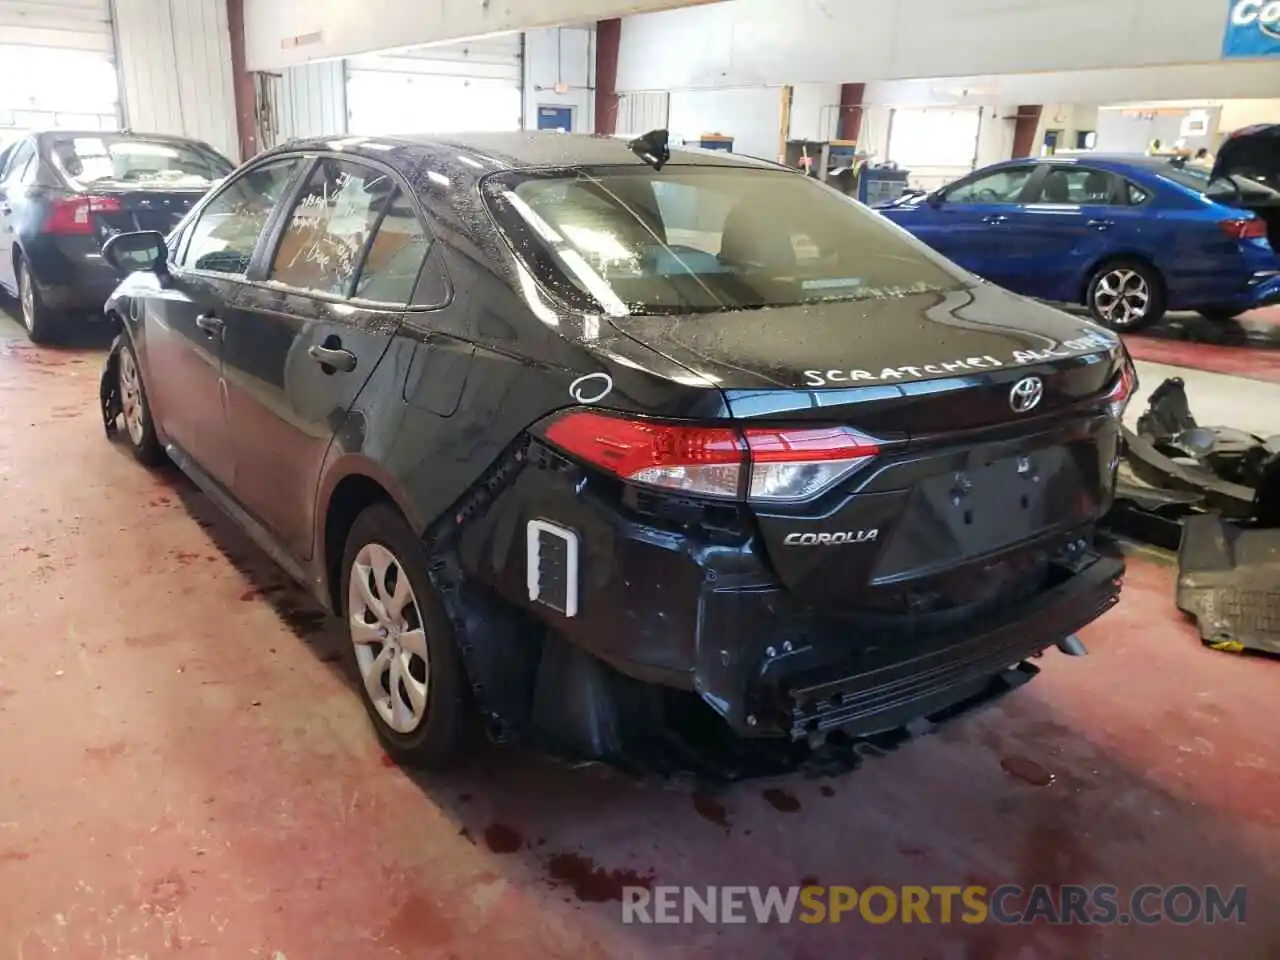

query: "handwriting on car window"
xmin=274 ymin=169 xmax=388 ymax=294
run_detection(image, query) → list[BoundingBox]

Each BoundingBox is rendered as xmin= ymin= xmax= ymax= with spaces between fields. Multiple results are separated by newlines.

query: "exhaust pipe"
xmin=1057 ymin=634 xmax=1088 ymax=657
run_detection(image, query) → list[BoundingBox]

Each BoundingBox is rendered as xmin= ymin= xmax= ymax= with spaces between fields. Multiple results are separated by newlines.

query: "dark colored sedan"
xmin=0 ymin=130 xmax=232 ymax=342
xmin=98 ymin=131 xmax=1130 ymax=769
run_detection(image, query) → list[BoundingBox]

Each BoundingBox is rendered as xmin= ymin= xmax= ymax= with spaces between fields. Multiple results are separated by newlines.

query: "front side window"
xmin=1028 ymin=167 xmax=1117 ymax=205
xmin=270 ymin=159 xmax=397 ymax=297
xmin=485 ymin=165 xmax=966 ymax=316
xmin=48 ymin=135 xmax=232 ymax=190
xmin=183 ymin=158 xmax=303 ymax=276
xmin=945 ymin=167 xmax=1034 ymax=204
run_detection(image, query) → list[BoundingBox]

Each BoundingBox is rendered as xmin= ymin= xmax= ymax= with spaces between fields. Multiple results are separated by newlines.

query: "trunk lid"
xmin=86 ymin=183 xmax=208 ymax=240
xmin=609 ymin=282 xmax=1128 ymax=614
xmin=607 ymin=281 xmax=1123 ymax=431
xmin=1211 ymin=123 xmax=1280 ymax=189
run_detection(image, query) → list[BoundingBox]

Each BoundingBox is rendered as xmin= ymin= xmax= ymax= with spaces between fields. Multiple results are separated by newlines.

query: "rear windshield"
xmin=1159 ymin=162 xmax=1280 ymax=205
xmin=484 ymin=166 xmax=967 ymax=316
xmin=48 ymin=135 xmax=233 ymax=189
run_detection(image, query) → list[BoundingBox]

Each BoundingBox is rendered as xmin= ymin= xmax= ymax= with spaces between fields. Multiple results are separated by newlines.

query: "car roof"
xmin=272 ymin=130 xmax=784 ymax=174
xmin=31 ymin=129 xmax=209 ymax=143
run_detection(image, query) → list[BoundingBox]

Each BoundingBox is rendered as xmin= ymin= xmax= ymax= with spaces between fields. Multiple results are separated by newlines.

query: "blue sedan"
xmin=878 ymin=133 xmax=1280 ymax=331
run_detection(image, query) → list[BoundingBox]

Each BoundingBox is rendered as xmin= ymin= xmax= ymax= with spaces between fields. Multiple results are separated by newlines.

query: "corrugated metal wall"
xmin=275 ymin=60 xmax=348 ymax=143
xmin=111 ymin=0 xmax=239 ymax=161
xmin=617 ymin=92 xmax=669 ymax=136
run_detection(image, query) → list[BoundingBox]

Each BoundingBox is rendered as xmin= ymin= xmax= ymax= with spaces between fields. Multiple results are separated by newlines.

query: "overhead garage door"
xmin=0 ymin=0 xmax=119 ymax=136
xmin=346 ymin=35 xmax=523 ymax=136
xmin=886 ymin=107 xmax=982 ymax=191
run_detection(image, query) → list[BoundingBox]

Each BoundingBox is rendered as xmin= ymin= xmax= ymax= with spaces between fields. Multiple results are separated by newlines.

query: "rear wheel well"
xmin=323 ymin=475 xmax=397 ymax=614
xmin=1079 ymin=253 xmax=1163 ymax=304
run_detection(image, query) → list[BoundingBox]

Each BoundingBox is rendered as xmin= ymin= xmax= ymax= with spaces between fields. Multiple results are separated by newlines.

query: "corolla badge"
xmin=1009 ymin=376 xmax=1044 ymax=414
xmin=783 ymin=530 xmax=878 ymax=546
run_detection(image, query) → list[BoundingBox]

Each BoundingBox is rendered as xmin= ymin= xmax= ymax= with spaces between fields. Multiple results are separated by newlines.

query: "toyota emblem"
xmin=1009 ymin=376 xmax=1044 ymax=413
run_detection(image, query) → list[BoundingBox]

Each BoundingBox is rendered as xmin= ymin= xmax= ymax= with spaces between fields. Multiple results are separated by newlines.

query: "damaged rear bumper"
xmin=694 ymin=546 xmax=1124 ymax=740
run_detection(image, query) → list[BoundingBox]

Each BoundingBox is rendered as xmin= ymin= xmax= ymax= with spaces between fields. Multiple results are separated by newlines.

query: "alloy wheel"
xmin=118 ymin=348 xmax=146 ymax=446
xmin=348 ymin=542 xmax=430 ymax=734
xmin=1094 ymin=268 xmax=1150 ymax=328
xmin=19 ymin=263 xmax=34 ymax=333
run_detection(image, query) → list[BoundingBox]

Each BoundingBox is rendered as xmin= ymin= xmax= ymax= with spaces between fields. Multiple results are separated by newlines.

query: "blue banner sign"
xmin=1223 ymin=0 xmax=1280 ymax=58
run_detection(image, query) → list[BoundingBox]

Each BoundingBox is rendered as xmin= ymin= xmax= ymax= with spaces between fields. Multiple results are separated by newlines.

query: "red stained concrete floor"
xmin=1122 ymin=306 xmax=1280 ymax=384
xmin=2 ymin=330 xmax=1280 ymax=959
xmin=1123 ymin=336 xmax=1280 ymax=384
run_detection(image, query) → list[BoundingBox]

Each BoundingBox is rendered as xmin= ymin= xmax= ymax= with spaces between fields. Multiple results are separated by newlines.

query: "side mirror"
xmin=928 ymin=190 xmax=945 ymax=207
xmin=103 ymin=230 xmax=168 ymax=278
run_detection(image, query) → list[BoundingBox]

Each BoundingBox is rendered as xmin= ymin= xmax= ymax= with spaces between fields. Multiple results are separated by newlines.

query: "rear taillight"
xmin=1219 ymin=218 xmax=1267 ymax=241
xmin=1105 ymin=357 xmax=1138 ymax=420
xmin=44 ymin=195 xmax=121 ymax=235
xmin=544 ymin=411 xmax=880 ymax=502
xmin=742 ymin=425 xmax=880 ymax=502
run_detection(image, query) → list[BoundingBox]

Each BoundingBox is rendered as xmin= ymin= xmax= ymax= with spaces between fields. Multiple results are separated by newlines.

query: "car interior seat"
xmin=719 ymin=202 xmax=798 ymax=270
xmin=1083 ymin=171 xmax=1111 ymax=203
xmin=1041 ymin=171 xmax=1071 ymax=203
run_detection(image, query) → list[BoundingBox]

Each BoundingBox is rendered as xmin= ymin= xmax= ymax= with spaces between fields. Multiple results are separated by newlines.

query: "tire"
xmin=15 ymin=253 xmax=64 ymax=345
xmin=1085 ymin=259 xmax=1166 ymax=331
xmin=341 ymin=503 xmax=467 ymax=769
xmin=1196 ymin=306 xmax=1246 ymax=322
xmin=116 ymin=337 xmax=166 ymax=466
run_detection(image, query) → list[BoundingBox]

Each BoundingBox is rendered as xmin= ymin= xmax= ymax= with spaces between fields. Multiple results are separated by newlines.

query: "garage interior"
xmin=1 ymin=0 xmax=1279 ymax=956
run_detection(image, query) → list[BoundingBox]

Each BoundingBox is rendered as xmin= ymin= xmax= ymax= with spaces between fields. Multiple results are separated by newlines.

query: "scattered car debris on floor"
xmin=1176 ymin=514 xmax=1280 ymax=655
xmin=1107 ymin=376 xmax=1280 ymax=654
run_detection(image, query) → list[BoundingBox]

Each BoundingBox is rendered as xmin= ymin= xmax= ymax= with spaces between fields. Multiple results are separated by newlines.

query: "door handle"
xmin=1086 ymin=219 xmax=1114 ymax=230
xmin=195 ymin=313 xmax=224 ymax=337
xmin=982 ymin=214 xmax=1009 ymax=224
xmin=309 ymin=343 xmax=358 ymax=373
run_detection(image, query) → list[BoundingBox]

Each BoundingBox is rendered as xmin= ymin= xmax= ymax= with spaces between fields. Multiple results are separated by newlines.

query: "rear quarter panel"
xmin=1119 ymin=170 xmax=1257 ymax=309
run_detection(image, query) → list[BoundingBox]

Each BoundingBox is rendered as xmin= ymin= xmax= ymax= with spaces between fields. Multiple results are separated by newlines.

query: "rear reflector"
xmin=44 ymin=195 xmax=121 ymax=236
xmin=1219 ymin=218 xmax=1267 ymax=241
xmin=544 ymin=411 xmax=881 ymax=502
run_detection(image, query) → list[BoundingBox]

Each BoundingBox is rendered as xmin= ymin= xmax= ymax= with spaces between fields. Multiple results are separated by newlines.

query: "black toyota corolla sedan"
xmin=98 ymin=130 xmax=1133 ymax=769
xmin=0 ymin=130 xmax=232 ymax=342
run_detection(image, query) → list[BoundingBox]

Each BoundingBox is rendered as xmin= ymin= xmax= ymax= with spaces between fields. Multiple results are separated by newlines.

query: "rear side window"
xmin=1126 ymin=182 xmax=1149 ymax=205
xmin=353 ymin=190 xmax=431 ymax=304
xmin=1160 ymin=162 xmax=1280 ymax=205
xmin=486 ymin=165 xmax=965 ymax=316
xmin=183 ymin=157 xmax=303 ymax=276
xmin=270 ymin=158 xmax=397 ymax=297
xmin=1028 ymin=167 xmax=1118 ymax=204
